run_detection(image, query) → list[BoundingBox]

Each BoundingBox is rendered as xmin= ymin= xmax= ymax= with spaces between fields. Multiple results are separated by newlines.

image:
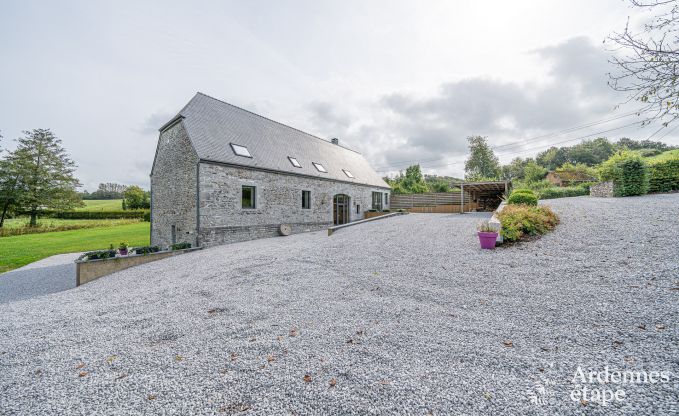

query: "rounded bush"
xmin=507 ymin=191 xmax=538 ymax=206
xmin=511 ymin=188 xmax=536 ymax=195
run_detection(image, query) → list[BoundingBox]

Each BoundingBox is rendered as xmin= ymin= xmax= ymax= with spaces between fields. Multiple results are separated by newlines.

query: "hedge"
xmin=536 ymin=184 xmax=590 ymax=200
xmin=599 ymin=152 xmax=649 ymax=197
xmin=34 ymin=210 xmax=149 ymax=220
xmin=648 ymin=157 xmax=679 ymax=193
xmin=507 ymin=189 xmax=538 ymax=206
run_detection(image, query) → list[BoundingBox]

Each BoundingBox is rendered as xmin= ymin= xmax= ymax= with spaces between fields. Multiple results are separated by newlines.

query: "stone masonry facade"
xmin=151 ymin=133 xmax=391 ymax=248
xmin=150 ymin=121 xmax=199 ymax=248
xmin=197 ymin=162 xmax=390 ymax=247
xmin=590 ymin=181 xmax=615 ymax=198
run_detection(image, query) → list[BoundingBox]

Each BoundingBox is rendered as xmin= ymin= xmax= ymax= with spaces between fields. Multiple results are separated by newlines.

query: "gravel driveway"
xmin=0 ymin=194 xmax=677 ymax=415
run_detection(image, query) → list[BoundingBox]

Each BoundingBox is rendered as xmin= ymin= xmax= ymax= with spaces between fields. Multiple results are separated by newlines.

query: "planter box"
xmin=75 ymin=247 xmax=201 ymax=286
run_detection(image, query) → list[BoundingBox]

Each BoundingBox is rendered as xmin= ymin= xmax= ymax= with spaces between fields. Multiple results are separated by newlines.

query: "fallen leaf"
xmin=78 ymin=371 xmax=88 ymax=377
xmin=115 ymin=373 xmax=128 ymax=380
xmin=267 ymin=355 xmax=275 ymax=363
xmin=638 ymin=324 xmax=646 ymax=330
xmin=147 ymin=394 xmax=157 ymax=401
xmin=656 ymin=324 xmax=666 ymax=331
xmin=503 ymin=340 xmax=514 ymax=348
xmin=289 ymin=328 xmax=298 ymax=337
xmin=329 ymin=378 xmax=337 ymax=387
xmin=230 ymin=352 xmax=238 ymax=362
xmin=483 ymin=392 xmax=492 ymax=400
xmin=276 ymin=336 xmax=283 ymax=342
xmin=303 ymin=374 xmax=312 ymax=383
xmin=175 ymin=355 xmax=184 ymax=362
xmin=106 ymin=355 xmax=118 ymax=364
xmin=75 ymin=362 xmax=85 ymax=369
xmin=624 ymin=356 xmax=635 ymax=365
xmin=612 ymin=340 xmax=624 ymax=348
xmin=580 ymin=399 xmax=588 ymax=406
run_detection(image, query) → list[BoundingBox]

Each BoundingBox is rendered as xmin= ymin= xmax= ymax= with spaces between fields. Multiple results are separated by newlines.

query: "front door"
xmin=333 ymin=194 xmax=349 ymax=225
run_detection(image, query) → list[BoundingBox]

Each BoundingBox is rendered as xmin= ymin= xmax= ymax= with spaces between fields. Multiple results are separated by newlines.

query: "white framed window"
xmin=312 ymin=162 xmax=327 ymax=173
xmin=342 ymin=169 xmax=355 ymax=178
xmin=288 ymin=156 xmax=302 ymax=168
xmin=230 ymin=143 xmax=252 ymax=158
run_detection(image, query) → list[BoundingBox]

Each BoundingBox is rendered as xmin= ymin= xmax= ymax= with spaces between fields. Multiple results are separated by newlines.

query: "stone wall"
xmin=150 ymin=121 xmax=199 ymax=248
xmin=198 ymin=162 xmax=390 ymax=247
xmin=590 ymin=181 xmax=615 ymax=198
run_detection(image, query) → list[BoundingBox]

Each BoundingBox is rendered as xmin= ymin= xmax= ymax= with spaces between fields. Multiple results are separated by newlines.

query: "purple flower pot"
xmin=478 ymin=231 xmax=498 ymax=249
xmin=118 ymin=248 xmax=128 ymax=256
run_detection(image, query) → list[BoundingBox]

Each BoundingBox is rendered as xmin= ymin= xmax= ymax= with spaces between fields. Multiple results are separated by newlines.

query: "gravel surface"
xmin=0 ymin=194 xmax=677 ymax=415
xmin=0 ymin=253 xmax=81 ymax=304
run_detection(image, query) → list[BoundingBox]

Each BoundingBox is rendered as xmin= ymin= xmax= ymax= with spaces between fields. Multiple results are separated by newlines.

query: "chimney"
xmin=331 ymin=138 xmax=339 ymax=145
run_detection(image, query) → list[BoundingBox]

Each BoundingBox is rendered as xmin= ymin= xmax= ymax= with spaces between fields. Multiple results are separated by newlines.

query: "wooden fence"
xmin=390 ymin=192 xmax=476 ymax=213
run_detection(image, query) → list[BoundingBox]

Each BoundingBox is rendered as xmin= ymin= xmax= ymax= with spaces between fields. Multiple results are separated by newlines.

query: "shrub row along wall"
xmin=24 ymin=210 xmax=149 ymax=220
xmin=648 ymin=157 xmax=679 ymax=193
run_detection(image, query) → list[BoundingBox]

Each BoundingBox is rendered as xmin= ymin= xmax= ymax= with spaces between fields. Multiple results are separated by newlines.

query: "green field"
xmin=76 ymin=199 xmax=124 ymax=211
xmin=0 ymin=222 xmax=150 ymax=273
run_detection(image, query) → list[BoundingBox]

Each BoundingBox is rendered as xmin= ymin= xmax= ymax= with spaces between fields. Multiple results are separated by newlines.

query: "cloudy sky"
xmin=1 ymin=0 xmax=676 ymax=189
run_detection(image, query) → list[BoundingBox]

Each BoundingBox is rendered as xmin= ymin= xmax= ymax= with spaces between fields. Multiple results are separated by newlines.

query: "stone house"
xmin=150 ymin=92 xmax=391 ymax=248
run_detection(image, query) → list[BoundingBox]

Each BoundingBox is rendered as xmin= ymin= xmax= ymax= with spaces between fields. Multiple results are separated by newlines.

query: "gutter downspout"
xmin=195 ymin=162 xmax=201 ymax=247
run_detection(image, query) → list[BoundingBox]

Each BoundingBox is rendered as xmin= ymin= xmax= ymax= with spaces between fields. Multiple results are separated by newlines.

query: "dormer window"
xmin=288 ymin=156 xmax=302 ymax=168
xmin=312 ymin=162 xmax=327 ymax=173
xmin=342 ymin=169 xmax=355 ymax=178
xmin=230 ymin=143 xmax=252 ymax=158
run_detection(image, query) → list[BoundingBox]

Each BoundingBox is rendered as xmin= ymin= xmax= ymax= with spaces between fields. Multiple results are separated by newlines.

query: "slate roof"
xmin=163 ymin=92 xmax=390 ymax=189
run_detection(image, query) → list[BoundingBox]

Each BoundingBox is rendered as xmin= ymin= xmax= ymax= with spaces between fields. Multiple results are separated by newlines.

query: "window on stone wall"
xmin=356 ymin=204 xmax=360 ymax=214
xmin=384 ymin=193 xmax=389 ymax=206
xmin=242 ymin=186 xmax=256 ymax=209
xmin=230 ymin=143 xmax=252 ymax=158
xmin=302 ymin=190 xmax=311 ymax=209
xmin=372 ymin=192 xmax=382 ymax=211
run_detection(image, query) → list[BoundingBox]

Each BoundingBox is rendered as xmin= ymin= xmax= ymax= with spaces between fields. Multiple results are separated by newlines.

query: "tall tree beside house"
xmin=12 ymin=129 xmax=82 ymax=226
xmin=464 ymin=135 xmax=500 ymax=181
xmin=0 ymin=155 xmax=23 ymax=227
xmin=384 ymin=164 xmax=429 ymax=194
xmin=123 ymin=185 xmax=150 ymax=210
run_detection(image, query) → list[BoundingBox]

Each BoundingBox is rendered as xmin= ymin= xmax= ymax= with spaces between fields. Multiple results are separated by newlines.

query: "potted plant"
xmin=477 ymin=221 xmax=498 ymax=250
xmin=118 ymin=242 xmax=129 ymax=256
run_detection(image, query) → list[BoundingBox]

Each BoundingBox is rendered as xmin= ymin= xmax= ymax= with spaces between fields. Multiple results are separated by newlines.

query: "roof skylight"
xmin=342 ymin=169 xmax=355 ymax=178
xmin=288 ymin=156 xmax=302 ymax=168
xmin=230 ymin=143 xmax=252 ymax=158
xmin=312 ymin=162 xmax=327 ymax=173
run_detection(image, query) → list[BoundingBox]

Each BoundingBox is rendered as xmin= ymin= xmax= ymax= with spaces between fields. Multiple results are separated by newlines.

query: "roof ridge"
xmin=192 ymin=92 xmax=362 ymax=155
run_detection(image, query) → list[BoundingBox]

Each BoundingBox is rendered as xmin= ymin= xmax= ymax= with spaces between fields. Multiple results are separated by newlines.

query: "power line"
xmin=372 ymin=109 xmax=645 ymax=171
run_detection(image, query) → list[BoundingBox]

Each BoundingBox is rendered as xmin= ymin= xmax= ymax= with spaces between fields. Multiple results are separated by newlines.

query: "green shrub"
xmin=83 ymin=249 xmax=117 ymax=261
xmin=599 ymin=151 xmax=649 ymax=197
xmin=32 ymin=210 xmax=149 ymax=220
xmin=647 ymin=154 xmax=679 ymax=193
xmin=170 ymin=242 xmax=191 ymax=250
xmin=143 ymin=211 xmax=151 ymax=222
xmin=511 ymin=188 xmax=536 ymax=195
xmin=133 ymin=245 xmax=160 ymax=255
xmin=536 ymin=184 xmax=591 ymax=200
xmin=507 ymin=190 xmax=538 ymax=206
xmin=497 ymin=205 xmax=559 ymax=242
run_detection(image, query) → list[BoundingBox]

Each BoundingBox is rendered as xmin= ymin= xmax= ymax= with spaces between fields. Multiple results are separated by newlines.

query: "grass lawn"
xmin=0 ymin=222 xmax=150 ymax=273
xmin=75 ymin=199 xmax=123 ymax=211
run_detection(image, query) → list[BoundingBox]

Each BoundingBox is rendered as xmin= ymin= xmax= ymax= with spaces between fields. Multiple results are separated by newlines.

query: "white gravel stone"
xmin=0 ymin=194 xmax=677 ymax=415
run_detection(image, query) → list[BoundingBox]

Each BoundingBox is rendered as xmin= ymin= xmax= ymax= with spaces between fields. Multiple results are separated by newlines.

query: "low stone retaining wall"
xmin=328 ymin=212 xmax=407 ymax=236
xmin=590 ymin=181 xmax=615 ymax=197
xmin=364 ymin=211 xmax=391 ymax=219
xmin=75 ymin=247 xmax=201 ymax=286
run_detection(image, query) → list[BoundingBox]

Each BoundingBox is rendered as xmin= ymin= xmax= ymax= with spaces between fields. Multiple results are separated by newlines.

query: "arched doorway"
xmin=333 ymin=194 xmax=350 ymax=225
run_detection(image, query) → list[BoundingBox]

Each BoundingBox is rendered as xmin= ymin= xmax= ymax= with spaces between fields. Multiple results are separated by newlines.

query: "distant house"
xmin=545 ymin=170 xmax=597 ymax=187
xmin=150 ymin=92 xmax=390 ymax=248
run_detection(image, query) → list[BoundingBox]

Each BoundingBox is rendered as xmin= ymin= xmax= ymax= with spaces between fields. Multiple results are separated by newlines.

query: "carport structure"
xmin=452 ymin=180 xmax=511 ymax=213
